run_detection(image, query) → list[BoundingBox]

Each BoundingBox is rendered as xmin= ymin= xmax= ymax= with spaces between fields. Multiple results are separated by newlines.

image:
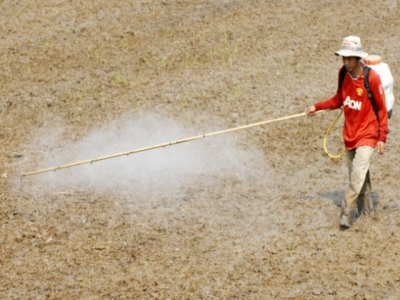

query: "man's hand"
xmin=377 ymin=141 xmax=386 ymax=155
xmin=305 ymin=105 xmax=317 ymax=116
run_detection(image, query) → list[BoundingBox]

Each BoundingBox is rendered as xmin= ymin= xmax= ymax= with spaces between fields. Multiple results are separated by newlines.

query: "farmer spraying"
xmin=305 ymin=36 xmax=389 ymax=230
xmin=19 ymin=33 xmax=392 ymax=232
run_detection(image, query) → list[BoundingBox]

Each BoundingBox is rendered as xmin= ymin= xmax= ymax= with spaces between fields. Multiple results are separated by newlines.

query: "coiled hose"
xmin=323 ymin=108 xmax=345 ymax=159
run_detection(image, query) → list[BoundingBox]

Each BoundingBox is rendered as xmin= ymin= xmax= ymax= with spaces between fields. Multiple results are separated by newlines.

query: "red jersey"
xmin=315 ymin=66 xmax=388 ymax=150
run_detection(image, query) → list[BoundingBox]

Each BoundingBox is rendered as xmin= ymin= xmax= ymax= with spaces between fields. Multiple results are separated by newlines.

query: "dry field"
xmin=1 ymin=0 xmax=400 ymax=299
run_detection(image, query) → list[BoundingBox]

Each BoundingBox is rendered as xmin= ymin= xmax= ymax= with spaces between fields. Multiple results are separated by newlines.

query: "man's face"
xmin=342 ymin=56 xmax=359 ymax=73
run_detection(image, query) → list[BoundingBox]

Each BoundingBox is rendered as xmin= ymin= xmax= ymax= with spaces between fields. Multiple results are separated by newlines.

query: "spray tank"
xmin=364 ymin=54 xmax=394 ymax=118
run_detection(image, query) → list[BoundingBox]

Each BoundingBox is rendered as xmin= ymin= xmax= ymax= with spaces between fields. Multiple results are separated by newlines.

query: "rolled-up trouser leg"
xmin=341 ymin=146 xmax=374 ymax=226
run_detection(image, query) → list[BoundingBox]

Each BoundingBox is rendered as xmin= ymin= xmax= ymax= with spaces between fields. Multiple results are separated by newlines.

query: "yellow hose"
xmin=323 ymin=109 xmax=346 ymax=159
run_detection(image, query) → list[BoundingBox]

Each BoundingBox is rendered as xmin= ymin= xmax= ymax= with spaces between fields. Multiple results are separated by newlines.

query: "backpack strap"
xmin=363 ymin=66 xmax=380 ymax=122
xmin=338 ymin=65 xmax=347 ymax=90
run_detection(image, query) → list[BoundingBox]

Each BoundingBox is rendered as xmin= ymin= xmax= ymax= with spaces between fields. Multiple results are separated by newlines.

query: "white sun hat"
xmin=335 ymin=36 xmax=368 ymax=59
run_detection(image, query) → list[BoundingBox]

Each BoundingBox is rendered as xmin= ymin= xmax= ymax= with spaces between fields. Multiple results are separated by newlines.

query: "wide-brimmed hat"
xmin=335 ymin=36 xmax=368 ymax=59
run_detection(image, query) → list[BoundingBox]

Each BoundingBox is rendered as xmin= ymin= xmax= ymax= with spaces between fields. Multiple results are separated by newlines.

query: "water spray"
xmin=22 ymin=110 xmax=332 ymax=177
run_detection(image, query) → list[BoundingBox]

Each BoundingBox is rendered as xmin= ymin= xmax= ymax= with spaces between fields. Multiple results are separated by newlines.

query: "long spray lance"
xmin=22 ymin=110 xmax=330 ymax=177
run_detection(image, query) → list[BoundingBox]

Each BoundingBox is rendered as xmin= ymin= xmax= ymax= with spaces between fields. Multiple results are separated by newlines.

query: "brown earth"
xmin=1 ymin=1 xmax=400 ymax=299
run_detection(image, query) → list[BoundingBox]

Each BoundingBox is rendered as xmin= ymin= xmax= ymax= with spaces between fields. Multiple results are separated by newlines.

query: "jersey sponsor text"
xmin=344 ymin=96 xmax=362 ymax=110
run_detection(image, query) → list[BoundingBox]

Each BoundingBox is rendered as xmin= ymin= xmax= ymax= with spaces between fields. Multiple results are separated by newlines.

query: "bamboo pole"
xmin=22 ymin=110 xmax=326 ymax=177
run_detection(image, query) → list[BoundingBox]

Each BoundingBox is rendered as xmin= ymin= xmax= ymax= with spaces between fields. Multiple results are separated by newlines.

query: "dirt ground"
xmin=1 ymin=0 xmax=400 ymax=299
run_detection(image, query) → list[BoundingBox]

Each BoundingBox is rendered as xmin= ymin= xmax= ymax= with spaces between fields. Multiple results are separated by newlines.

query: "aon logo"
xmin=343 ymin=96 xmax=362 ymax=110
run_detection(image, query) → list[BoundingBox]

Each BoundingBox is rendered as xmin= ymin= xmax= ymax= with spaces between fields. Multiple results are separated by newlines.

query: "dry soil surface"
xmin=1 ymin=0 xmax=400 ymax=299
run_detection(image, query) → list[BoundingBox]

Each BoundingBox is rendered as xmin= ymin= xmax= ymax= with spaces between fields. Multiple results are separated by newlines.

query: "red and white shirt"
xmin=315 ymin=66 xmax=388 ymax=150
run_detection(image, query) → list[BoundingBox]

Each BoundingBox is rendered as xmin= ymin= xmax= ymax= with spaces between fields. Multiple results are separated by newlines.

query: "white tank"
xmin=364 ymin=54 xmax=394 ymax=114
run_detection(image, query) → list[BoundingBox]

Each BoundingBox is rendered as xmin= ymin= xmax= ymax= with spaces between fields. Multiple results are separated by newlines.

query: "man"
xmin=305 ymin=36 xmax=388 ymax=230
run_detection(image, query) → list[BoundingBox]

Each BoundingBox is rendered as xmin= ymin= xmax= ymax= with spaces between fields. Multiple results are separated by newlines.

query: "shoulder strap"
xmin=338 ymin=65 xmax=346 ymax=90
xmin=363 ymin=66 xmax=380 ymax=122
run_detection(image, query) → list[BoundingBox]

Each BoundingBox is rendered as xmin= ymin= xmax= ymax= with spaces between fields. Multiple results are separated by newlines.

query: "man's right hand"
xmin=305 ymin=105 xmax=316 ymax=116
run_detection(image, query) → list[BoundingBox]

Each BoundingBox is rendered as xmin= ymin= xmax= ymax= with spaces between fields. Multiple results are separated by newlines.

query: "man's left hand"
xmin=377 ymin=141 xmax=386 ymax=155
